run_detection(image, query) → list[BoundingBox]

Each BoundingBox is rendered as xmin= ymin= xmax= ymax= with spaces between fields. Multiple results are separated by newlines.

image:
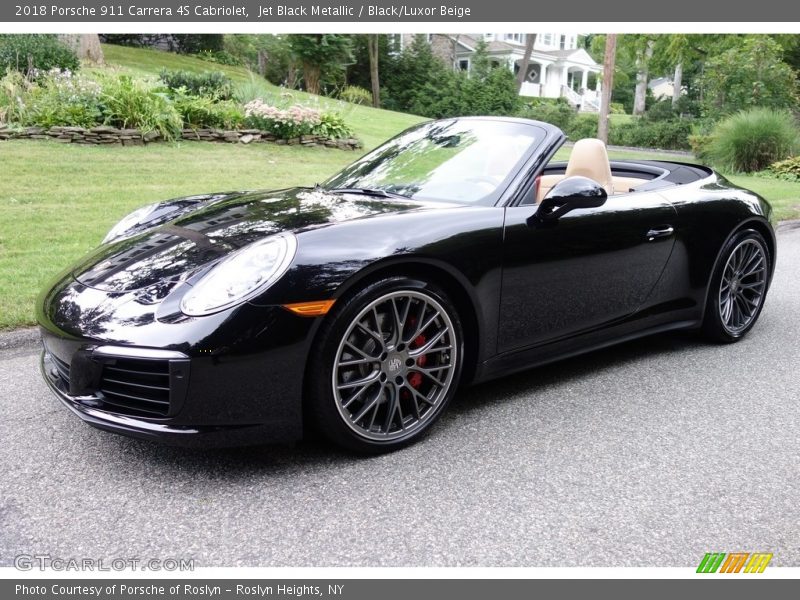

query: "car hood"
xmin=72 ymin=187 xmax=451 ymax=293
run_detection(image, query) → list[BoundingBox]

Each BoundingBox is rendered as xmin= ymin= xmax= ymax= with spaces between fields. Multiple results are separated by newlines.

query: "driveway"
xmin=1 ymin=225 xmax=799 ymax=568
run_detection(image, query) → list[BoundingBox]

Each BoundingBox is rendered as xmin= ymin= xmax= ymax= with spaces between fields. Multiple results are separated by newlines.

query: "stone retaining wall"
xmin=0 ymin=125 xmax=362 ymax=150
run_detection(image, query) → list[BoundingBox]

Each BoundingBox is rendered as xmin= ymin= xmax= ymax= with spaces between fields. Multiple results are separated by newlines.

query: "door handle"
xmin=646 ymin=226 xmax=674 ymax=241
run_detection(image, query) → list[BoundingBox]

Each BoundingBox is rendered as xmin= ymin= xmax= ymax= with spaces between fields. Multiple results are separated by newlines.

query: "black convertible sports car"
xmin=38 ymin=117 xmax=776 ymax=452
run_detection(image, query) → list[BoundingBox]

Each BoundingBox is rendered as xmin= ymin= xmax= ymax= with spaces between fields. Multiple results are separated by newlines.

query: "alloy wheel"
xmin=331 ymin=290 xmax=458 ymax=441
xmin=718 ymin=238 xmax=768 ymax=335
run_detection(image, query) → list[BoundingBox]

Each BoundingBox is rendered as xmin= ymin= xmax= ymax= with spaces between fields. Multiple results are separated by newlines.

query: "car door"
xmin=498 ymin=191 xmax=678 ymax=353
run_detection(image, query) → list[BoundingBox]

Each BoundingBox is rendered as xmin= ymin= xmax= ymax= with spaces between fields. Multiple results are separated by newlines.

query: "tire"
xmin=702 ymin=229 xmax=770 ymax=343
xmin=307 ymin=276 xmax=464 ymax=454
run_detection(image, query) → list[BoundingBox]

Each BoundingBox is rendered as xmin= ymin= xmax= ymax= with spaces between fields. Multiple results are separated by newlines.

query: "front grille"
xmin=98 ymin=358 xmax=171 ymax=417
xmin=50 ymin=353 xmax=71 ymax=385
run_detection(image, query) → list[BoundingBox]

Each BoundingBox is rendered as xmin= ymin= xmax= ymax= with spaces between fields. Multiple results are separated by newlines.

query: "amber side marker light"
xmin=282 ymin=300 xmax=336 ymax=316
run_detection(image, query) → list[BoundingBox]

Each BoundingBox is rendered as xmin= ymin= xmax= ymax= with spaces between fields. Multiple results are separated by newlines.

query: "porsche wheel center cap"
xmin=383 ymin=353 xmax=406 ymax=375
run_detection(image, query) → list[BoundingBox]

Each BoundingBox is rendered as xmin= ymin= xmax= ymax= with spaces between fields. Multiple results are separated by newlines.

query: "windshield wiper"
xmin=328 ymin=187 xmax=409 ymax=200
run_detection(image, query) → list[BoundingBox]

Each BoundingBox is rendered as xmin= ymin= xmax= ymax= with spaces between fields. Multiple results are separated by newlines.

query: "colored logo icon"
xmin=696 ymin=552 xmax=773 ymax=573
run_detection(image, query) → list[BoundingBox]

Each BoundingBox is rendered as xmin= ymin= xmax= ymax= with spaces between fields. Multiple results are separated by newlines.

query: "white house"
xmin=394 ymin=33 xmax=603 ymax=112
xmin=648 ymin=77 xmax=677 ymax=100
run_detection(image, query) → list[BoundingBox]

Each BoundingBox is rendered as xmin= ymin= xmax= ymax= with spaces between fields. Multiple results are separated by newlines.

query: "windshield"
xmin=323 ymin=119 xmax=545 ymax=205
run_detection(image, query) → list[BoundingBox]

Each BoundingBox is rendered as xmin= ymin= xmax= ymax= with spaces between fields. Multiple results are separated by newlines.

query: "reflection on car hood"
xmin=72 ymin=187 xmax=449 ymax=292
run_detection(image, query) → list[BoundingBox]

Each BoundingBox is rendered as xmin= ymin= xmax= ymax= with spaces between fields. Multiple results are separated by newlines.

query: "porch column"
xmin=540 ymin=63 xmax=548 ymax=85
xmin=581 ymin=69 xmax=589 ymax=91
xmin=594 ymin=75 xmax=600 ymax=92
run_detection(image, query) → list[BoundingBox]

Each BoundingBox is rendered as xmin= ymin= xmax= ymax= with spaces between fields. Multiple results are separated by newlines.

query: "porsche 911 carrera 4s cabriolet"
xmin=38 ymin=117 xmax=776 ymax=452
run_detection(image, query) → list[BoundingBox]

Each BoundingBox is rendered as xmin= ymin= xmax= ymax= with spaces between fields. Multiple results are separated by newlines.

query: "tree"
xmin=223 ymin=34 xmax=293 ymax=86
xmin=57 ymin=34 xmax=104 ymax=63
xmin=410 ymin=40 xmax=519 ymax=118
xmin=598 ymin=34 xmax=617 ymax=144
xmin=699 ymin=36 xmax=799 ymax=115
xmin=633 ymin=38 xmax=654 ymax=115
xmin=287 ymin=34 xmax=353 ymax=95
xmin=382 ymin=35 xmax=448 ymax=111
xmin=516 ymin=34 xmax=537 ymax=93
xmin=367 ymin=34 xmax=380 ymax=108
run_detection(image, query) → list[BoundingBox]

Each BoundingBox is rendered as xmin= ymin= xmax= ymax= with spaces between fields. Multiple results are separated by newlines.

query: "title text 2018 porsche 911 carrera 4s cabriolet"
xmin=38 ymin=117 xmax=776 ymax=452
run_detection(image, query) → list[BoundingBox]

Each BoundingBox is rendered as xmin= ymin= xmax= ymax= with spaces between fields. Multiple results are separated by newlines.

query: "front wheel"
xmin=307 ymin=277 xmax=464 ymax=453
xmin=702 ymin=229 xmax=770 ymax=343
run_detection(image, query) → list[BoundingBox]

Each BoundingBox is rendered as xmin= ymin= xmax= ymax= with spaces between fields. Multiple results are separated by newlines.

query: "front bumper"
xmin=40 ymin=349 xmax=296 ymax=447
xmin=38 ymin=306 xmax=315 ymax=446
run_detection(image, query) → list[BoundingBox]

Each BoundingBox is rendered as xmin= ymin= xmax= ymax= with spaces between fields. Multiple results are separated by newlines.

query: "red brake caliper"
xmin=404 ymin=317 xmax=426 ymax=394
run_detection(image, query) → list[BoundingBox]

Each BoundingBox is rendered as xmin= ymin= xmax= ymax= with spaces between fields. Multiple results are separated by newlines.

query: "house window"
xmin=560 ymin=35 xmax=567 ymax=50
xmin=426 ymin=34 xmax=434 ymax=43
xmin=457 ymin=59 xmax=470 ymax=71
xmin=543 ymin=33 xmax=553 ymax=46
xmin=504 ymin=34 xmax=523 ymax=44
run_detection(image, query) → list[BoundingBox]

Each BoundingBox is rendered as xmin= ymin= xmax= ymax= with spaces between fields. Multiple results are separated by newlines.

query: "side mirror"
xmin=534 ymin=176 xmax=607 ymax=222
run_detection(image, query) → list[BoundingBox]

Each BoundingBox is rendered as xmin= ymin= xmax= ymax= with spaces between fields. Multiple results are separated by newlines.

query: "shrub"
xmin=0 ymin=34 xmax=79 ymax=77
xmin=706 ymin=108 xmax=800 ymax=173
xmin=688 ymin=133 xmax=714 ymax=161
xmin=643 ymin=99 xmax=677 ymax=122
xmin=314 ymin=112 xmax=353 ymax=139
xmin=0 ymin=70 xmax=32 ymax=124
xmin=244 ymin=99 xmax=322 ymax=138
xmin=23 ymin=69 xmax=102 ymax=128
xmin=564 ymin=113 xmax=598 ymax=140
xmin=159 ymin=69 xmax=233 ymax=99
xmin=243 ymin=99 xmax=354 ymax=140
xmin=172 ymin=91 xmax=244 ymax=129
xmin=610 ymin=118 xmax=692 ymax=150
xmin=767 ymin=156 xmax=800 ymax=180
xmin=99 ymin=75 xmax=182 ymax=139
xmin=194 ymin=50 xmax=241 ymax=66
xmin=172 ymin=35 xmax=225 ymax=55
xmin=339 ymin=85 xmax=372 ymax=106
xmin=517 ymin=100 xmax=575 ymax=132
xmin=610 ymin=102 xmax=626 ymax=115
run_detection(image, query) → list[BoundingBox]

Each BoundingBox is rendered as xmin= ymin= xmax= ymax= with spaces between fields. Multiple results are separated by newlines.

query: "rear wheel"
xmin=308 ymin=277 xmax=463 ymax=453
xmin=702 ymin=229 xmax=770 ymax=343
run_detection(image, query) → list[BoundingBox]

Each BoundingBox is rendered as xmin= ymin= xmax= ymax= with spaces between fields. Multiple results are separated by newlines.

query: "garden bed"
xmin=0 ymin=124 xmax=362 ymax=149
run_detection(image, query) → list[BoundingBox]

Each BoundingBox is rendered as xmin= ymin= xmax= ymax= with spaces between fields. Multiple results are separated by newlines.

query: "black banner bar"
xmin=3 ymin=0 xmax=800 ymax=23
xmin=4 ymin=579 xmax=800 ymax=600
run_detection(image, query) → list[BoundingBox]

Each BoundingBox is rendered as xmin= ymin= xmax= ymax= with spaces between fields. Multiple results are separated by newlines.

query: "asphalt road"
xmin=2 ymin=226 xmax=799 ymax=568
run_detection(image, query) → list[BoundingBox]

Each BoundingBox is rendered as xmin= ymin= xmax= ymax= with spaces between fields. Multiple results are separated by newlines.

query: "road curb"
xmin=0 ymin=326 xmax=39 ymax=353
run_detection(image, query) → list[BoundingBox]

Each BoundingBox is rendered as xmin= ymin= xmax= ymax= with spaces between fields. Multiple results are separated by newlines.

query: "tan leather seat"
xmin=564 ymin=138 xmax=613 ymax=195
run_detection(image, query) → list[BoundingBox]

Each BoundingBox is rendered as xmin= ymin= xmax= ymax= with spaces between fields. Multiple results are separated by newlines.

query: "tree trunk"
xmin=59 ymin=34 xmax=104 ymax=64
xmin=598 ymin=34 xmax=617 ymax=144
xmin=257 ymin=50 xmax=267 ymax=77
xmin=633 ymin=40 xmax=653 ymax=116
xmin=367 ymin=34 xmax=381 ymax=108
xmin=286 ymin=60 xmax=297 ymax=89
xmin=303 ymin=62 xmax=321 ymax=95
xmin=516 ymin=34 xmax=537 ymax=93
xmin=672 ymin=62 xmax=683 ymax=107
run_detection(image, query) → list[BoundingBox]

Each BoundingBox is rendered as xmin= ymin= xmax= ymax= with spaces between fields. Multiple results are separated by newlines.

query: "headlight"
xmin=180 ymin=233 xmax=298 ymax=316
xmin=102 ymin=203 xmax=160 ymax=244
